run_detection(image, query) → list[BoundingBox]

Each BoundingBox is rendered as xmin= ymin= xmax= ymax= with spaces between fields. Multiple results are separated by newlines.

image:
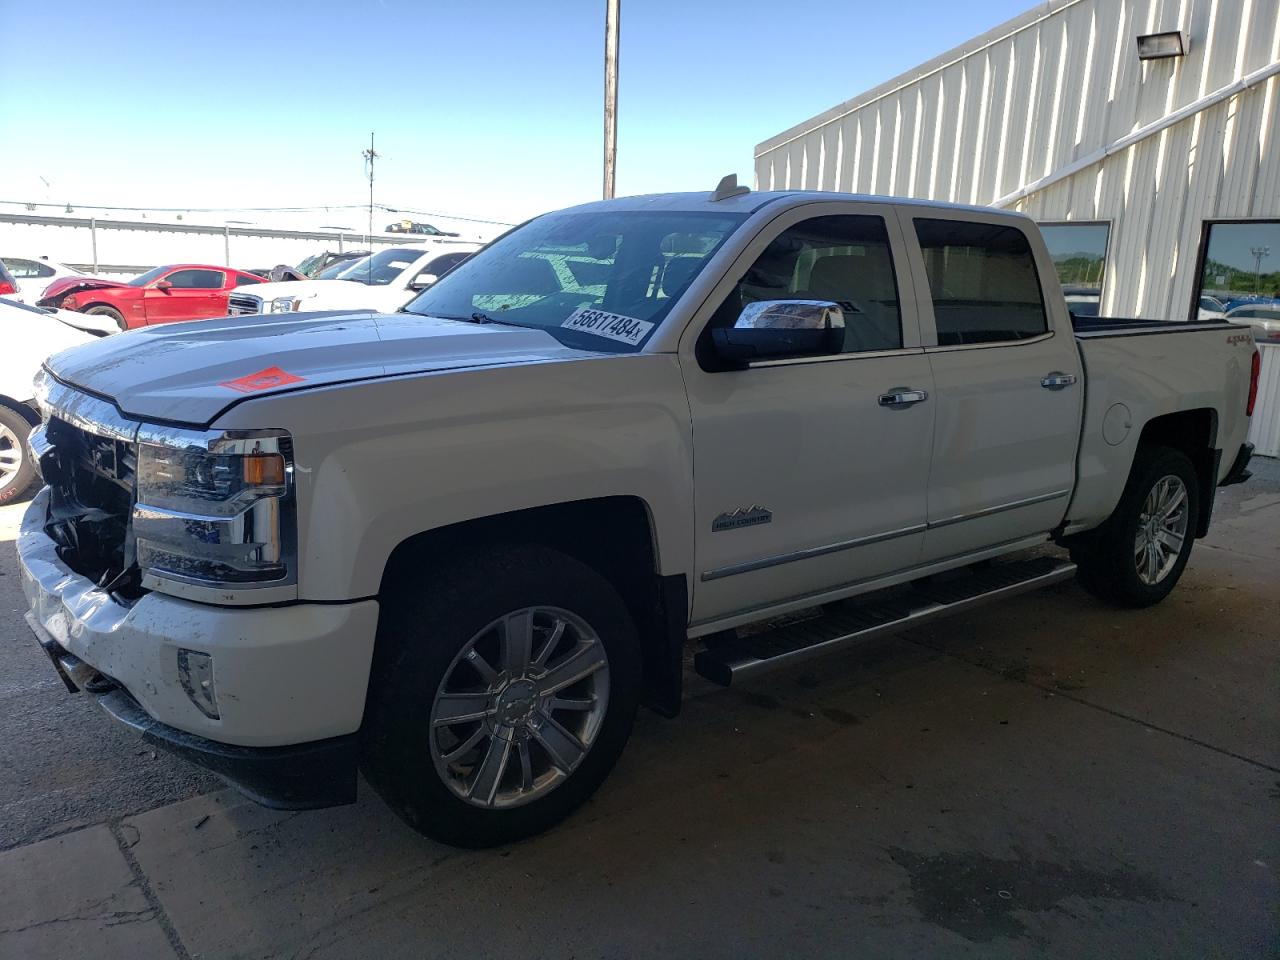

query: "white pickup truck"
xmin=18 ymin=183 xmax=1259 ymax=847
xmin=226 ymin=243 xmax=479 ymax=317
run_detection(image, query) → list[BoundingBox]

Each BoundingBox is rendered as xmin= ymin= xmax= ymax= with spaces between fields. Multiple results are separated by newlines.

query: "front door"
xmin=143 ymin=268 xmax=226 ymax=324
xmin=681 ymin=205 xmax=936 ymax=627
xmin=899 ymin=211 xmax=1084 ymax=562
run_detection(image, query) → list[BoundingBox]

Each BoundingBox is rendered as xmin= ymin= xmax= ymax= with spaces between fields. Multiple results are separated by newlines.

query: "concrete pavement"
xmin=1 ymin=461 xmax=1277 ymax=959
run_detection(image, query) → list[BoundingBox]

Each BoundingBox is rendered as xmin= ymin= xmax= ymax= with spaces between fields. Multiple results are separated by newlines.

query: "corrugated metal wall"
xmin=754 ymin=0 xmax=1280 ymax=321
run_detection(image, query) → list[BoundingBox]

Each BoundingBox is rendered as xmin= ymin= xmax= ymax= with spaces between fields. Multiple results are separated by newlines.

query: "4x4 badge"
xmin=712 ymin=505 xmax=773 ymax=532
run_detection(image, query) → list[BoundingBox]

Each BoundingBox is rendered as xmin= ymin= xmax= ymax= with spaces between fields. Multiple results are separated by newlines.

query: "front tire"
xmin=0 ymin=404 xmax=37 ymax=505
xmin=361 ymin=544 xmax=641 ymax=847
xmin=84 ymin=304 xmax=126 ymax=330
xmin=1071 ymin=445 xmax=1199 ymax=607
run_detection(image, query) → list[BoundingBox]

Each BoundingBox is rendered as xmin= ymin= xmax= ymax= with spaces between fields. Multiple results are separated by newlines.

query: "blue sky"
xmin=0 ymin=0 xmax=1032 ymax=223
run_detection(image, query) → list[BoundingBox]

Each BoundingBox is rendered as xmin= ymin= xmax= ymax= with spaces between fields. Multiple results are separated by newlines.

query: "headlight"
xmin=270 ymin=297 xmax=296 ymax=313
xmin=132 ymin=427 xmax=295 ymax=589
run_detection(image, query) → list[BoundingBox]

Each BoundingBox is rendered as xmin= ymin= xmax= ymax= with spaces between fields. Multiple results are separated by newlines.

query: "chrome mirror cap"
xmin=735 ymin=299 xmax=845 ymax=332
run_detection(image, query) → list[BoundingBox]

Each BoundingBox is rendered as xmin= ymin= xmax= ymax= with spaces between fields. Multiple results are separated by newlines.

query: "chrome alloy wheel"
xmin=1134 ymin=475 xmax=1189 ymax=586
xmin=0 ymin=421 xmax=23 ymax=492
xmin=429 ymin=607 xmax=611 ymax=809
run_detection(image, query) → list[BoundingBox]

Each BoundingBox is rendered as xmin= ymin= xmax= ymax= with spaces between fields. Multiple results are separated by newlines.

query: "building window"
xmin=1193 ymin=220 xmax=1280 ymax=322
xmin=913 ymin=218 xmax=1047 ymax=346
xmin=1038 ymin=222 xmax=1110 ymax=318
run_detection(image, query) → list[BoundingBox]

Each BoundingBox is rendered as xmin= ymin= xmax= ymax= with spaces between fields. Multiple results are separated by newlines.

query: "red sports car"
xmin=39 ymin=264 xmax=265 ymax=330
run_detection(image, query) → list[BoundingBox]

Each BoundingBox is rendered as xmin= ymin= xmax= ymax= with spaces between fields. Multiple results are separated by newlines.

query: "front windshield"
xmin=319 ymin=256 xmax=366 ymax=279
xmin=404 ymin=211 xmax=746 ymax=352
xmin=337 ymin=247 xmax=424 ymax=285
xmin=128 ymin=265 xmax=171 ymax=286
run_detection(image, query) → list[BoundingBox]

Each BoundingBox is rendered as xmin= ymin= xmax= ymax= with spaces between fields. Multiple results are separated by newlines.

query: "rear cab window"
xmin=913 ymin=219 xmax=1048 ymax=346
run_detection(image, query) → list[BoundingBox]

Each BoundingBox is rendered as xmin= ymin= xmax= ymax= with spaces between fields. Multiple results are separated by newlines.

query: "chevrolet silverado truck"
xmin=18 ymin=181 xmax=1259 ymax=847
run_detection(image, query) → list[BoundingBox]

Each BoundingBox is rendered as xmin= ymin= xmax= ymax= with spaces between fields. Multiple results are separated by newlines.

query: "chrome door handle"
xmin=878 ymin=388 xmax=929 ymax=407
xmin=1040 ymin=373 xmax=1078 ymax=390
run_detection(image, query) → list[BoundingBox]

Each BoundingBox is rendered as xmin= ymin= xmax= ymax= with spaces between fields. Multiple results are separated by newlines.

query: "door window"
xmin=707 ymin=214 xmax=902 ymax=354
xmin=164 ymin=269 xmax=224 ymax=289
xmin=913 ymin=219 xmax=1048 ymax=345
xmin=2 ymin=258 xmax=55 ymax=279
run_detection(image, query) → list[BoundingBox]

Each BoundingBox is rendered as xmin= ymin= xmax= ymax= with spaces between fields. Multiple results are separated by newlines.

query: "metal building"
xmin=754 ymin=0 xmax=1279 ymax=450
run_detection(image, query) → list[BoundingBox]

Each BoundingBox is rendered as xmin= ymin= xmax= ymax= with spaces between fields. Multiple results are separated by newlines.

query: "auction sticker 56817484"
xmin=561 ymin=307 xmax=654 ymax=346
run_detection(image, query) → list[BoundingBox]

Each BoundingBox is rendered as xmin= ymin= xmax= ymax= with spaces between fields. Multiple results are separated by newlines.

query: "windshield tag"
xmin=221 ymin=366 xmax=305 ymax=393
xmin=561 ymin=308 xmax=654 ymax=346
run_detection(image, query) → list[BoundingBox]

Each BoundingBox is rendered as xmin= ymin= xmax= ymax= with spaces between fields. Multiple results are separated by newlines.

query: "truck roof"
xmin=557 ymin=188 xmax=1031 ymax=219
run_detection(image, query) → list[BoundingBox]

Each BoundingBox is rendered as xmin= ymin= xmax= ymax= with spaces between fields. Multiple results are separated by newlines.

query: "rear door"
xmin=144 ymin=268 xmax=227 ymax=323
xmin=897 ymin=209 xmax=1084 ymax=562
xmin=681 ymin=203 xmax=936 ymax=626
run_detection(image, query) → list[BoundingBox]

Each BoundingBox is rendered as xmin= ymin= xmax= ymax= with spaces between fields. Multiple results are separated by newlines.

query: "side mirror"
xmin=408 ymin=273 xmax=438 ymax=292
xmin=154 ymin=280 xmax=173 ymax=291
xmin=711 ymin=300 xmax=845 ymax=364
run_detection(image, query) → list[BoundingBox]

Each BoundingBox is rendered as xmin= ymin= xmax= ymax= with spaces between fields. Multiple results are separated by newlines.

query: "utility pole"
xmin=1251 ymin=245 xmax=1270 ymax=295
xmin=362 ymin=133 xmax=379 ymax=282
xmin=603 ymin=0 xmax=620 ymax=199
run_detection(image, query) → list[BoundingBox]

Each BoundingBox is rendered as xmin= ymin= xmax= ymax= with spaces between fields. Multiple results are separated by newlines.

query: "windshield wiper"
xmin=421 ymin=311 xmax=517 ymax=326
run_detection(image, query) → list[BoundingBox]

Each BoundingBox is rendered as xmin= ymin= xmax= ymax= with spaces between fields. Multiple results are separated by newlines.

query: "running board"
xmin=693 ymin=557 xmax=1076 ymax=687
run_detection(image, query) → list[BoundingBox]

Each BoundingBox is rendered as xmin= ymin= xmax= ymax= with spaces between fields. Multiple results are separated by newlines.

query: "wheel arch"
xmin=1135 ymin=408 xmax=1218 ymax=537
xmin=377 ymin=496 xmax=689 ymax=717
xmin=0 ymin=395 xmax=40 ymax=426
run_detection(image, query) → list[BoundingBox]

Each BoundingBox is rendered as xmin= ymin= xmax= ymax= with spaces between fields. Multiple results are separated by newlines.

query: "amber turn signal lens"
xmin=241 ymin=453 xmax=286 ymax=487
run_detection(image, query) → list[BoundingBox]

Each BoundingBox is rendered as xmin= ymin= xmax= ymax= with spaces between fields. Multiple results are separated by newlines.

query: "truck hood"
xmin=43 ymin=310 xmax=586 ymax=426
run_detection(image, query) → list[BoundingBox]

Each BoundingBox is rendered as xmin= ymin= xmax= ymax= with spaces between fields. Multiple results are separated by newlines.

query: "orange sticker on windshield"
xmin=220 ymin=366 xmax=305 ymax=393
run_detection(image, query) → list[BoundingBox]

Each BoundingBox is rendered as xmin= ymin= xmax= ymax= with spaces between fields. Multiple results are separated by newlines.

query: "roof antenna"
xmin=711 ymin=173 xmax=750 ymax=202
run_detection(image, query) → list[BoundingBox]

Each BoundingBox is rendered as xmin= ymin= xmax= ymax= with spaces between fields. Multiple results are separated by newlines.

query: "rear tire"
xmin=361 ymin=544 xmax=641 ymax=848
xmin=1070 ymin=445 xmax=1199 ymax=608
xmin=0 ymin=404 xmax=37 ymax=505
xmin=84 ymin=304 xmax=126 ymax=330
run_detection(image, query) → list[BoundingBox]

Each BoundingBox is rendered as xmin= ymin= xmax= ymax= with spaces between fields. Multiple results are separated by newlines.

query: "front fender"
xmin=216 ymin=355 xmax=696 ymax=601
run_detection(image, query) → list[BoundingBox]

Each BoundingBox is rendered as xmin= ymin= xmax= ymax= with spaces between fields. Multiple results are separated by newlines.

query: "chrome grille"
xmin=227 ymin=293 xmax=263 ymax=316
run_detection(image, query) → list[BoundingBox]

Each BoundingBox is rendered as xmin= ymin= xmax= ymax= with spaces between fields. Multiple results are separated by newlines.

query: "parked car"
xmin=0 ymin=257 xmax=86 ymax=303
xmin=227 ymin=245 xmax=477 ymax=316
xmin=0 ymin=296 xmax=104 ymax=503
xmin=1225 ymin=301 xmax=1280 ymax=342
xmin=17 ymin=186 xmax=1259 ymax=848
xmin=386 ymin=219 xmax=460 ymax=237
xmin=1198 ymin=294 xmax=1226 ymax=319
xmin=296 ymin=250 xmax=370 ymax=278
xmin=0 ymin=261 xmax=19 ymax=299
xmin=38 ymin=264 xmax=265 ymax=329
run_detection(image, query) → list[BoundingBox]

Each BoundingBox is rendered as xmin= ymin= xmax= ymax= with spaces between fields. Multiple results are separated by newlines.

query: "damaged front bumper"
xmin=17 ymin=486 xmax=381 ymax=810
xmin=29 ymin=613 xmax=357 ymax=809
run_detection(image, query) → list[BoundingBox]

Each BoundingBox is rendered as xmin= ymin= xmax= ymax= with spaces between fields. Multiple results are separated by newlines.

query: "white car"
xmin=227 ymin=244 xmax=478 ymax=316
xmin=0 ymin=297 xmax=104 ymax=503
xmin=0 ymin=257 xmax=87 ymax=304
xmin=1198 ymin=294 xmax=1226 ymax=319
xmin=1225 ymin=301 xmax=1280 ymax=343
xmin=17 ymin=187 xmax=1259 ymax=847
